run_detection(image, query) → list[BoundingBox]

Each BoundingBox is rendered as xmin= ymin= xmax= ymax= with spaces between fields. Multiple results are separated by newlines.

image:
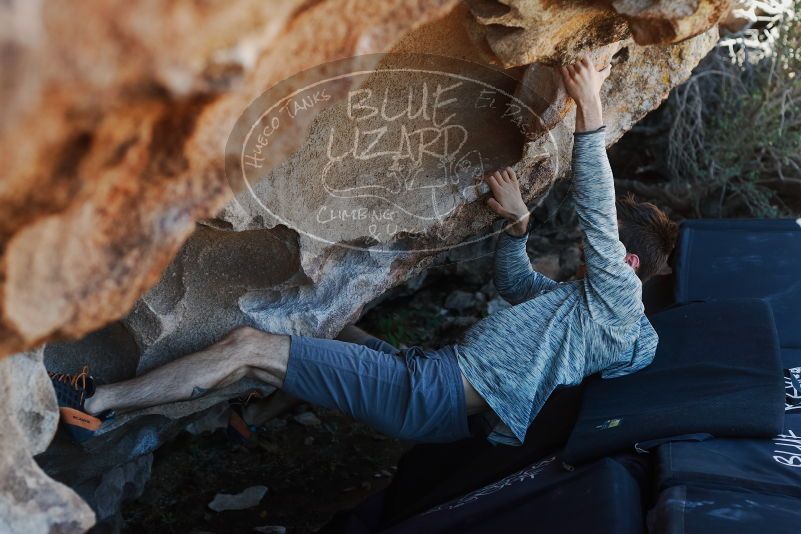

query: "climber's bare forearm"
xmin=575 ymin=96 xmax=604 ymax=133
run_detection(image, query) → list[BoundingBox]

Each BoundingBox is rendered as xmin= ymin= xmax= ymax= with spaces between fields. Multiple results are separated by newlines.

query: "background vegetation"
xmin=613 ymin=0 xmax=800 ymax=218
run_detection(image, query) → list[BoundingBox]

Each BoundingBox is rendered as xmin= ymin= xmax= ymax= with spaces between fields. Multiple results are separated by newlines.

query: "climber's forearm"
xmin=574 ymin=96 xmax=604 ymax=133
xmin=561 ymin=56 xmax=608 ymax=133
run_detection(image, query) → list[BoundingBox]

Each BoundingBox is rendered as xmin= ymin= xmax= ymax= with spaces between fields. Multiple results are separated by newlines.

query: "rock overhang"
xmin=0 ymin=0 xmax=735 ymax=530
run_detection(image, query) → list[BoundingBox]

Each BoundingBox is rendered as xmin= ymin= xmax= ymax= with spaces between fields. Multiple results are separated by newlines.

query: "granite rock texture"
xmin=0 ymin=0 xmax=724 ymax=531
xmin=464 ymin=0 xmax=732 ymax=67
xmin=614 ymin=0 xmax=734 ymax=44
xmin=0 ymin=0 xmax=461 ymax=359
xmin=464 ymin=0 xmax=631 ymax=67
xmin=0 ymin=349 xmax=95 ymax=532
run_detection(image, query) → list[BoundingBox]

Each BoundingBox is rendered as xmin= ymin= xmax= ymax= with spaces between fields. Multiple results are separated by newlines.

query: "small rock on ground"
xmin=444 ymin=290 xmax=484 ymax=311
xmin=208 ymin=486 xmax=268 ymax=512
xmin=293 ymin=412 xmax=322 ymax=427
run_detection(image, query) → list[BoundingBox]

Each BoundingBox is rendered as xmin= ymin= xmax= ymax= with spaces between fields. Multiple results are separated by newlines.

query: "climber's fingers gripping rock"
xmin=485 ymin=167 xmax=530 ymax=237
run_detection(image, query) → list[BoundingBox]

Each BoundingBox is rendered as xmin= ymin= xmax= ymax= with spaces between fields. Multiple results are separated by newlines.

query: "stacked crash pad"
xmin=648 ymin=415 xmax=801 ymax=533
xmin=645 ymin=219 xmax=801 ymax=533
xmin=673 ymin=218 xmax=801 ymax=368
xmin=382 ymin=456 xmax=643 ymax=534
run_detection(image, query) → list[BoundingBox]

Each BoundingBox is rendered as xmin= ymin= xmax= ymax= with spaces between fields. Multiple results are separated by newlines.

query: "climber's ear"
xmin=624 ymin=252 xmax=640 ymax=271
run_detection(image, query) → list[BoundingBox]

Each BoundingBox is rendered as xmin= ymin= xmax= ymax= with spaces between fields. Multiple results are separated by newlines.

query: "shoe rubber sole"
xmin=59 ymin=407 xmax=102 ymax=443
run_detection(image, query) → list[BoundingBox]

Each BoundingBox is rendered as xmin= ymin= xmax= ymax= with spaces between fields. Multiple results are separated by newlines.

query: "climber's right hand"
xmin=559 ymin=55 xmax=610 ymax=108
xmin=559 ymin=55 xmax=610 ymax=132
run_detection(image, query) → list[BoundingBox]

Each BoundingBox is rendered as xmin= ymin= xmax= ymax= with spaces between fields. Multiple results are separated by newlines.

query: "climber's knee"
xmin=219 ymin=327 xmax=290 ymax=384
xmin=220 ymin=327 xmax=267 ymax=355
xmin=222 ymin=326 xmax=263 ymax=347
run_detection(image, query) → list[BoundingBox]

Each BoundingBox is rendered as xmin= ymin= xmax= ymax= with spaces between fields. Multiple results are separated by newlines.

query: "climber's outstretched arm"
xmin=486 ymin=168 xmax=558 ymax=304
xmin=560 ymin=57 xmax=643 ymax=326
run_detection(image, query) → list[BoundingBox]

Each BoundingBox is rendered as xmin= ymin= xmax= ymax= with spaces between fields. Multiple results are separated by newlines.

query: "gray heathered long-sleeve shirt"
xmin=455 ymin=127 xmax=659 ymax=446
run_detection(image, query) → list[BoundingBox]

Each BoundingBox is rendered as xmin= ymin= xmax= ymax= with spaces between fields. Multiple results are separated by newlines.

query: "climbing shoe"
xmin=48 ymin=366 xmax=107 ymax=443
xmin=227 ymin=392 xmax=263 ymax=446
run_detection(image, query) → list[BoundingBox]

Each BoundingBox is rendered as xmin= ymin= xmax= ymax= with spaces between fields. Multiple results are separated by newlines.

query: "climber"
xmin=48 ymin=56 xmax=678 ymax=446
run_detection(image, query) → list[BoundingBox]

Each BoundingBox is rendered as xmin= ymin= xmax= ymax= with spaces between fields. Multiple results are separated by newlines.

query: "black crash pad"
xmin=563 ymin=299 xmax=784 ymax=465
xmin=656 ymin=414 xmax=801 ymax=498
xmin=383 ymin=457 xmax=643 ymax=534
xmin=648 ymin=485 xmax=801 ymax=534
xmin=673 ymin=218 xmax=801 ymax=349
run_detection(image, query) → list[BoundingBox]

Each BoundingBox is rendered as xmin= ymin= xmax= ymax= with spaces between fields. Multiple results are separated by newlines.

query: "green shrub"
xmin=664 ymin=0 xmax=800 ymax=217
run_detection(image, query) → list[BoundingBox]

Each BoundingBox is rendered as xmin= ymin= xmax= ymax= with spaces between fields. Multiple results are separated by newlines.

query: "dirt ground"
xmin=122 ymin=405 xmax=409 ymax=533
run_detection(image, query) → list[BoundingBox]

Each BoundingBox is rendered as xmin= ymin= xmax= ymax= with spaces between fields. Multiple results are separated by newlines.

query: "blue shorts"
xmin=282 ymin=334 xmax=470 ymax=443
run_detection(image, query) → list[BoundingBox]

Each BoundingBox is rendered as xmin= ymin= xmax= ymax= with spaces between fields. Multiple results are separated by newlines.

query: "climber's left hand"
xmin=485 ymin=167 xmax=529 ymax=237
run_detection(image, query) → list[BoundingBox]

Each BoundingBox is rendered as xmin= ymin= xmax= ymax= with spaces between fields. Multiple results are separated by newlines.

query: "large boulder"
xmin=1 ymin=0 xmax=723 ymax=531
xmin=3 ymin=1 xmax=461 ymax=531
xmin=0 ymin=349 xmax=95 ymax=532
xmin=0 ymin=0 xmax=461 ymax=359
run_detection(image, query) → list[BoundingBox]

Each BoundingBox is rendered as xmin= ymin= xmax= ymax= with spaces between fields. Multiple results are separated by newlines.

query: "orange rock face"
xmin=464 ymin=0 xmax=631 ymax=67
xmin=0 ymin=0 xmax=731 ymax=361
xmin=613 ymin=0 xmax=734 ymax=44
xmin=0 ymin=0 xmax=460 ymax=360
xmin=463 ymin=0 xmax=734 ymax=66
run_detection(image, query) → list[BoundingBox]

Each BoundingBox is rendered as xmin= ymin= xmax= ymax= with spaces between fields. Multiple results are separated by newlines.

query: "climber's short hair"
xmin=616 ymin=194 xmax=678 ymax=282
